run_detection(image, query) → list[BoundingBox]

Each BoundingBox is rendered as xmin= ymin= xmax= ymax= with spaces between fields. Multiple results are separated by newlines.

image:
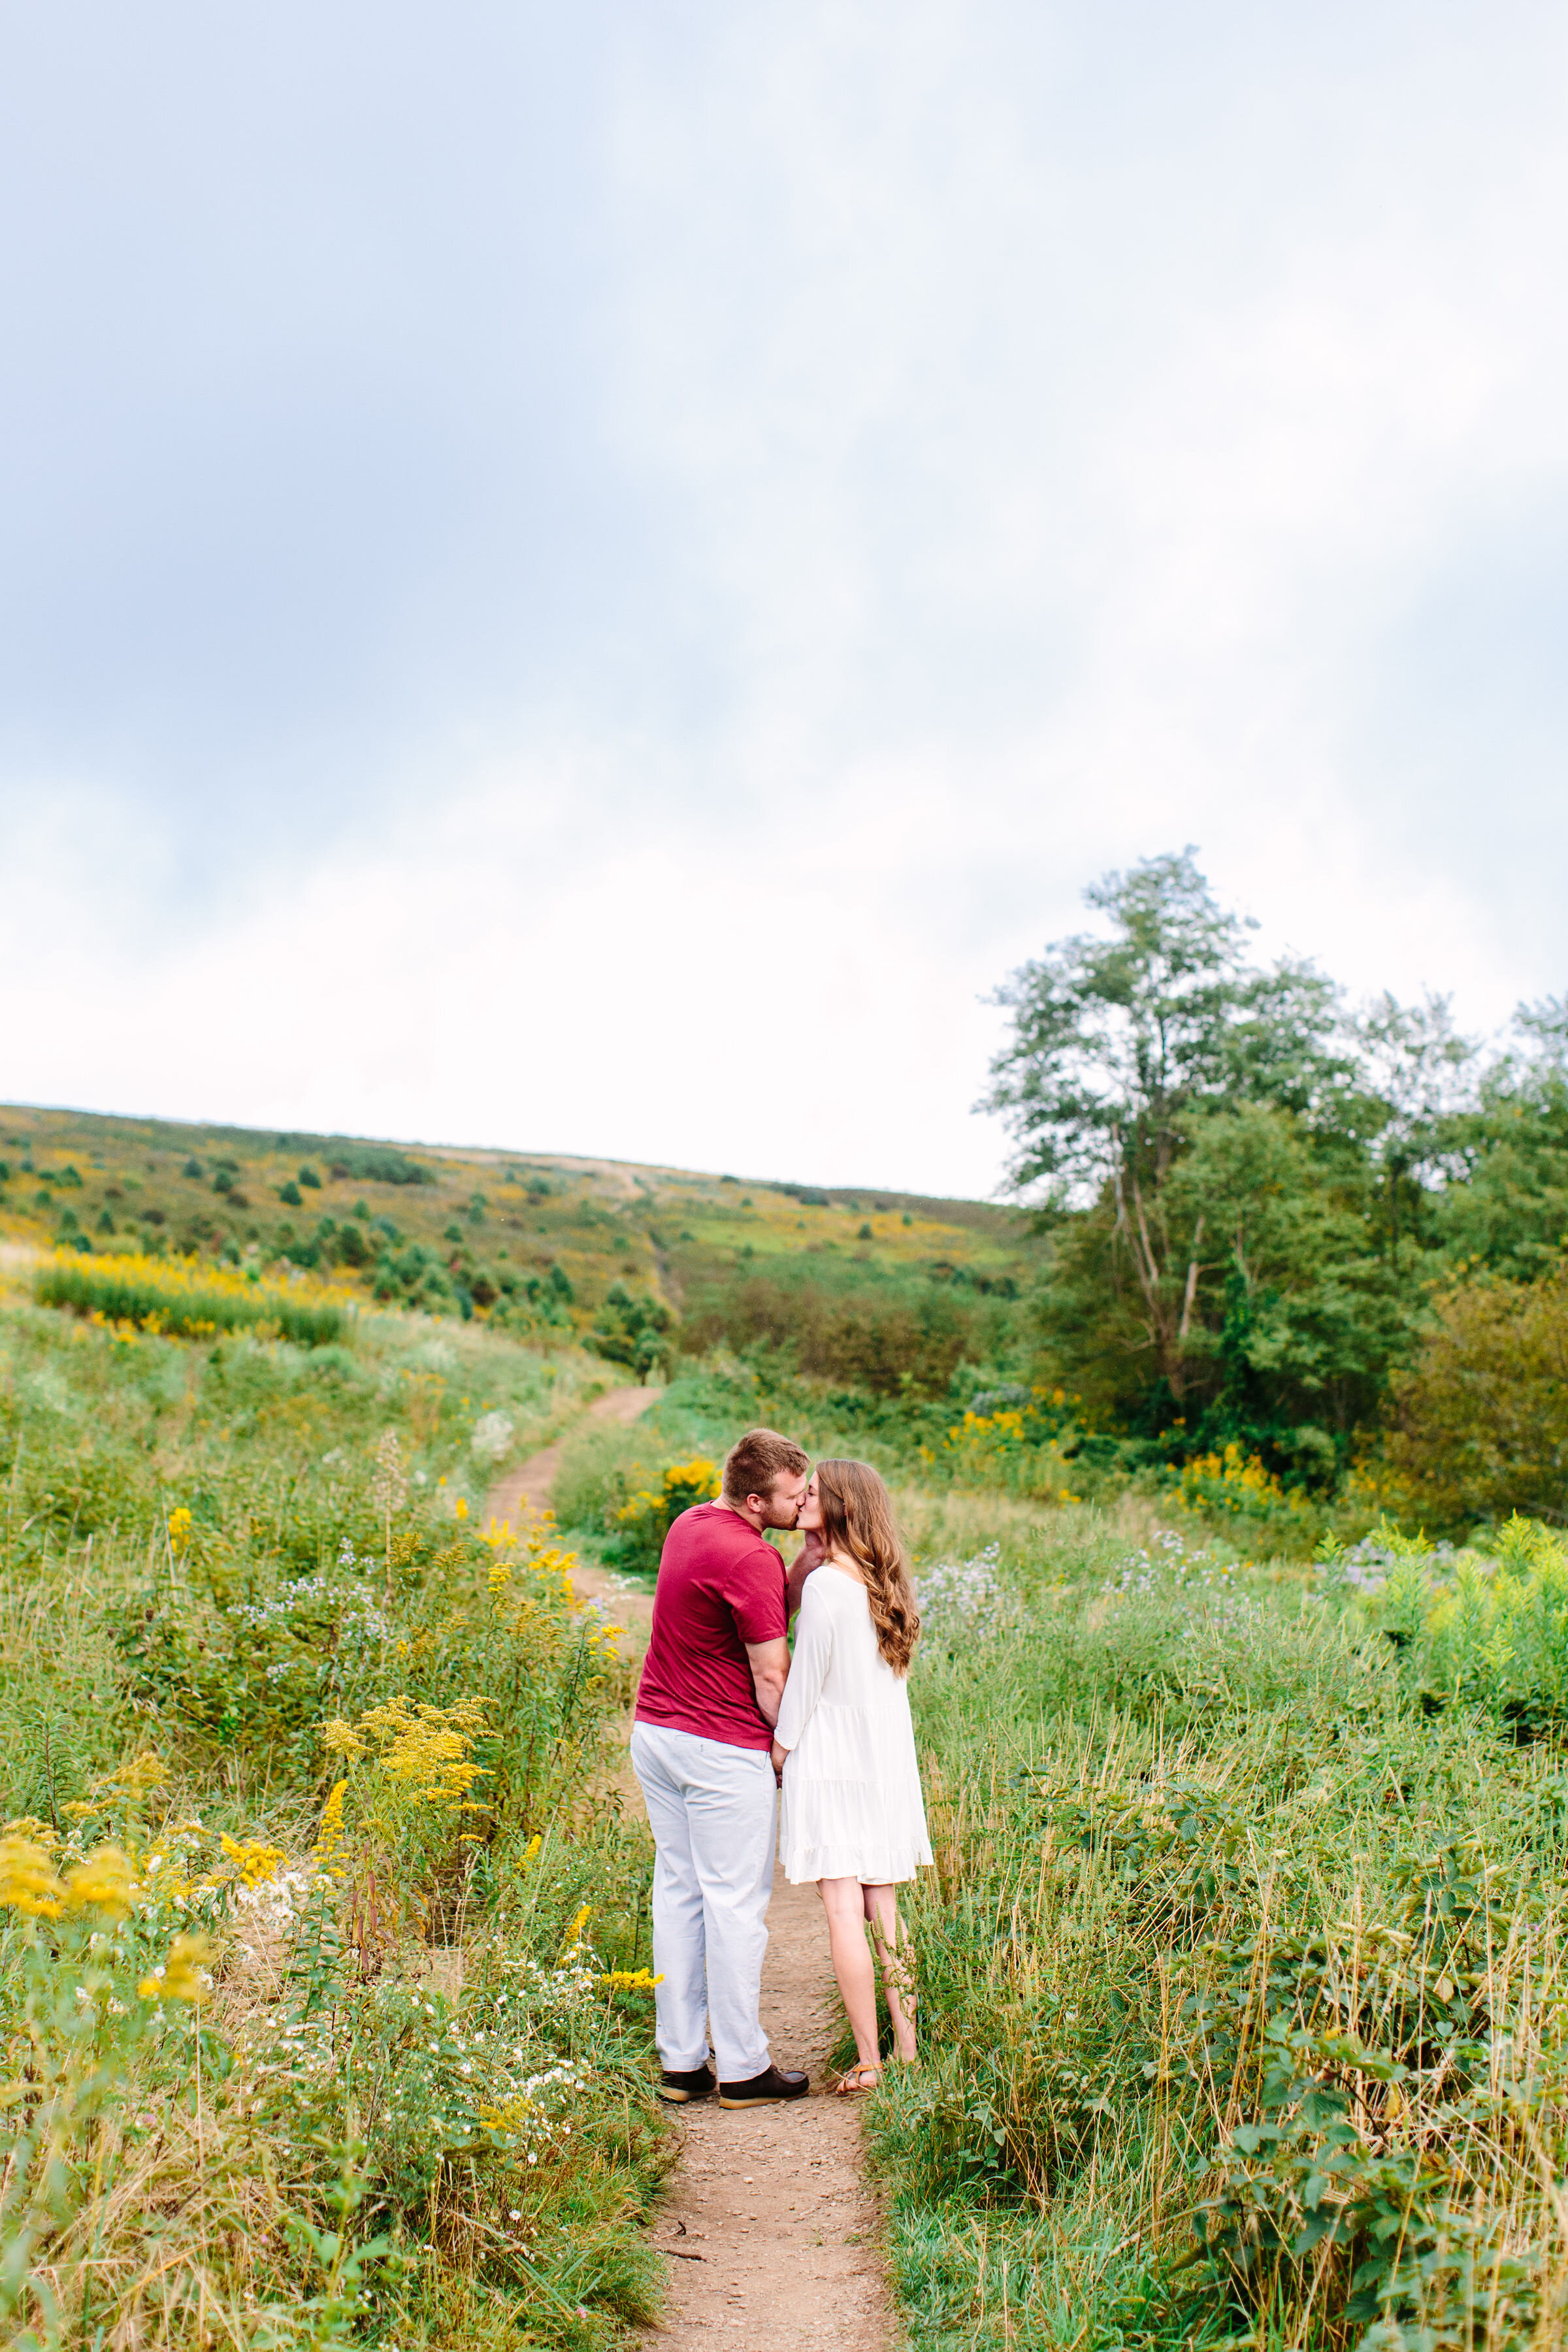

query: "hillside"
xmin=0 ymin=1100 xmax=1036 ymax=1396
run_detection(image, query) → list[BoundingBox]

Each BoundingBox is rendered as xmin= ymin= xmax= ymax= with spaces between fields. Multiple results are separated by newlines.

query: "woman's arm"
xmin=773 ymin=1580 xmax=832 ymax=1757
xmin=785 ymin=1527 xmax=826 ymax=1622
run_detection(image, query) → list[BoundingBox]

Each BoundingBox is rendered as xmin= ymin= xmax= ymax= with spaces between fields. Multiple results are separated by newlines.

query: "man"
xmin=630 ymin=1426 xmax=813 ymax=2109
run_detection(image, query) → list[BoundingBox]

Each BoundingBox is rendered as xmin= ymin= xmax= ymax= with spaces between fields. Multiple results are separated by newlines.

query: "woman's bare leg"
xmin=862 ymin=1884 xmax=917 ymax=2059
xmin=817 ymin=1876 xmax=881 ymax=2070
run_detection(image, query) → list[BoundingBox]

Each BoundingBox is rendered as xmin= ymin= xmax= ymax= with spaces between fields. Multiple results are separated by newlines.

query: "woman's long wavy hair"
xmin=815 ymin=1458 xmax=921 ymax=1675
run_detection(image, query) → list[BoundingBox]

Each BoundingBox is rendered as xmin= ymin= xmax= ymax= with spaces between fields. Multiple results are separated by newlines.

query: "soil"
xmin=482 ymin=1383 xmax=664 ymax=1587
xmin=483 ymin=1398 xmax=896 ymax=2350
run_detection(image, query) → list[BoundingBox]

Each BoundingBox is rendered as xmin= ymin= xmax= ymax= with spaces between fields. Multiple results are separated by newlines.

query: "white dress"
xmin=775 ymin=1563 xmax=933 ymax=1886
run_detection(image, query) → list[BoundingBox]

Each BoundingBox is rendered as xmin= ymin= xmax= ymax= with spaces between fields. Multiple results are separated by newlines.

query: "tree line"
xmin=986 ymin=850 xmax=1568 ymax=1513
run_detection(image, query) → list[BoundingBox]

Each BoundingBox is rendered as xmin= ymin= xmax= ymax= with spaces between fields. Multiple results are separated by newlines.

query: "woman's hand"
xmin=770 ymin=1741 xmax=787 ymax=1783
xmin=785 ymin=1527 xmax=826 ymax=1621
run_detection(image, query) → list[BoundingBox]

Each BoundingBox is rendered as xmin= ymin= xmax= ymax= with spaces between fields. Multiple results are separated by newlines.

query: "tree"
xmin=1432 ymin=1002 xmax=1568 ymax=1278
xmin=985 ymin=851 xmax=1350 ymax=1413
xmin=983 ymin=858 xmax=1568 ymax=1492
xmin=1344 ymin=990 xmax=1478 ymax=1270
xmin=1384 ymin=1264 xmax=1568 ymax=1529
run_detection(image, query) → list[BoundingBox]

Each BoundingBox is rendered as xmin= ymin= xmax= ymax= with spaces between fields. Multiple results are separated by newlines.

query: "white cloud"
xmin=4 ymin=0 xmax=1568 ymax=1192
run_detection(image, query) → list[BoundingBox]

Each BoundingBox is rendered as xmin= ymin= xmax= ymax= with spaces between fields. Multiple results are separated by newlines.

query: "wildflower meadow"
xmin=0 ymin=1281 xmax=666 ymax=2350
xmin=10 ymin=1075 xmax=1568 ymax=2349
xmin=549 ymin=1369 xmax=1568 ymax=2351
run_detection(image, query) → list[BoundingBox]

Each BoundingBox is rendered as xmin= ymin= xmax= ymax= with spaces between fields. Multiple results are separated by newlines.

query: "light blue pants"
xmin=630 ymin=1722 xmax=777 ymax=2082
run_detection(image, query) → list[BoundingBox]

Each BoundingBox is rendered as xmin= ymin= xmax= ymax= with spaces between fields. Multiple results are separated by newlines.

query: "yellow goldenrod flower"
xmin=63 ymin=1846 xmax=137 ymax=1920
xmin=2 ymin=1814 xmax=59 ymax=1847
xmin=321 ymin=1718 xmax=370 ymax=1759
xmin=314 ymin=1780 xmax=349 ymax=1874
xmin=104 ymin=1752 xmax=168 ymax=1799
xmin=348 ymin=1697 xmax=493 ymax=1807
xmin=139 ymin=1931 xmax=214 ymax=2002
xmin=219 ymin=1834 xmax=287 ymax=1888
xmin=596 ymin=1967 xmax=663 ymax=1989
xmin=0 ymin=1837 xmax=66 ymax=1917
xmin=167 ymin=1505 xmax=193 ymax=1556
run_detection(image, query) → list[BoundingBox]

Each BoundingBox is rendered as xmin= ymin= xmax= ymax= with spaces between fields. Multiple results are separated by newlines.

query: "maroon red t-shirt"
xmin=634 ymin=1502 xmax=787 ymax=1751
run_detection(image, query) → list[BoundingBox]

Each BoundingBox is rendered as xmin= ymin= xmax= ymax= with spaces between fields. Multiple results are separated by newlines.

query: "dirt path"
xmin=483 ymin=1398 xmax=896 ymax=2350
xmin=649 ymin=1870 xmax=894 ymax=2349
xmin=483 ymin=1383 xmax=662 ymax=1619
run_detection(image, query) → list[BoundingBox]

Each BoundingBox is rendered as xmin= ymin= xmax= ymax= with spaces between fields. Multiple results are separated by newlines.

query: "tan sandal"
xmin=832 ymin=2063 xmax=882 ymax=2096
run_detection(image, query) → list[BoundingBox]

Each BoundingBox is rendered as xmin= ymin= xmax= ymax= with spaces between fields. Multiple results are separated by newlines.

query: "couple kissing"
xmin=630 ymin=1428 xmax=932 ymax=2106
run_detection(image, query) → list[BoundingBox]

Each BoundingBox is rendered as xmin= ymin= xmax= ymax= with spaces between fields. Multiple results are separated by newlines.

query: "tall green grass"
xmin=870 ymin=1511 xmax=1568 ymax=2349
xmin=35 ymin=1246 xmax=350 ymax=1345
xmin=0 ymin=1295 xmax=666 ymax=2348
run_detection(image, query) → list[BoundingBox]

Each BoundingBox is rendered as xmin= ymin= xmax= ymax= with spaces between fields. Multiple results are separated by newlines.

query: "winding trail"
xmin=484 ymin=1394 xmax=895 ymax=2351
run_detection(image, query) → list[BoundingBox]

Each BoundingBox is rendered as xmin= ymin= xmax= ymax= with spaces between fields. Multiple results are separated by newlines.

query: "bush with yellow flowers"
xmin=0 ymin=1701 xmax=667 ymax=2347
xmin=601 ymin=1458 xmax=720 ymax=1574
xmin=34 ymin=1246 xmax=351 ymax=1345
xmin=1175 ymin=1437 xmax=1313 ymax=1530
xmin=0 ymin=1263 xmax=670 ymax=2345
xmin=0 ymin=1807 xmax=265 ymax=2343
xmin=934 ymin=1388 xmax=1085 ymax=1502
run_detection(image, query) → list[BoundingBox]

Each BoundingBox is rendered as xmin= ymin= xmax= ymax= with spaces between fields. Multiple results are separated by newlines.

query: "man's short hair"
xmin=721 ymin=1428 xmax=809 ymax=1507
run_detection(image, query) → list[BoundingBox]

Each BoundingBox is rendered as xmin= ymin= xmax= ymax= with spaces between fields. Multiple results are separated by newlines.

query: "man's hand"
xmin=745 ymin=1635 xmax=789 ymax=1728
xmin=770 ymin=1741 xmax=787 ymax=1784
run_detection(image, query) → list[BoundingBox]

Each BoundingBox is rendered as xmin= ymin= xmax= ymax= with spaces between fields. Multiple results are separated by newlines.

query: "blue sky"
xmin=3 ymin=0 xmax=1566 ymax=1196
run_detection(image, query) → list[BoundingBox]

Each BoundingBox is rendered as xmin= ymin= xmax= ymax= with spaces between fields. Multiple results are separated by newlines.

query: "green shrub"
xmin=586 ymin=1283 xmax=673 ymax=1380
xmin=1385 ymin=1261 xmax=1568 ymax=1531
xmin=324 ymin=1146 xmax=435 ymax=1187
xmin=1331 ymin=1511 xmax=1568 ymax=1734
xmin=681 ymin=1260 xmax=1000 ymax=1397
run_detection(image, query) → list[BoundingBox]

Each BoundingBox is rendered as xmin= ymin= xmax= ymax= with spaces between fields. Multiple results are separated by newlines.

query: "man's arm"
xmin=745 ymin=1636 xmax=790 ymax=1727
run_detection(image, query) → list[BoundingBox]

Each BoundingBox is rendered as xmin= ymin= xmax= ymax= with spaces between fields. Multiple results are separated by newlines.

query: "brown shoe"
xmin=659 ymin=2063 xmax=715 ymax=2103
xmin=717 ymin=2065 xmax=809 ymax=2109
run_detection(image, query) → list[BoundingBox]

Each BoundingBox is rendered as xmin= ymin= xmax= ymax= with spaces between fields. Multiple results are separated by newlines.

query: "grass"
xmin=860 ymin=1503 xmax=1568 ymax=2349
xmin=34 ymin=1245 xmax=352 ymax=1344
xmin=0 ymin=1101 xmax=1033 ymax=1380
xmin=11 ymin=1120 xmax=1561 ymax=2348
xmin=0 ymin=1267 xmax=669 ymax=2348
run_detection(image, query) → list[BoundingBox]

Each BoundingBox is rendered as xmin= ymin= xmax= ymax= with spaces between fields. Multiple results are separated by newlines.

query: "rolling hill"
xmin=0 ymin=1100 xmax=1035 ymax=1395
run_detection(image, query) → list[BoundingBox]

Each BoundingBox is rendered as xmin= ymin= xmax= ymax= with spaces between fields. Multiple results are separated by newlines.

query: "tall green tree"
xmin=985 ymin=857 xmax=1568 ymax=1493
xmin=984 ymin=851 xmax=1358 ymax=1428
xmin=1345 ymin=990 xmax=1478 ymax=1271
xmin=1433 ymin=998 xmax=1568 ymax=1277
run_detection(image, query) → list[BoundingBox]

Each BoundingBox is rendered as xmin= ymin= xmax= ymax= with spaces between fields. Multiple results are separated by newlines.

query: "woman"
xmin=772 ymin=1459 xmax=932 ymax=2093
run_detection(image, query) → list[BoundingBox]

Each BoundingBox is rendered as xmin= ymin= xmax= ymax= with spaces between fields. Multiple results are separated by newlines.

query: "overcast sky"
xmin=3 ymin=1 xmax=1565 ymax=1197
